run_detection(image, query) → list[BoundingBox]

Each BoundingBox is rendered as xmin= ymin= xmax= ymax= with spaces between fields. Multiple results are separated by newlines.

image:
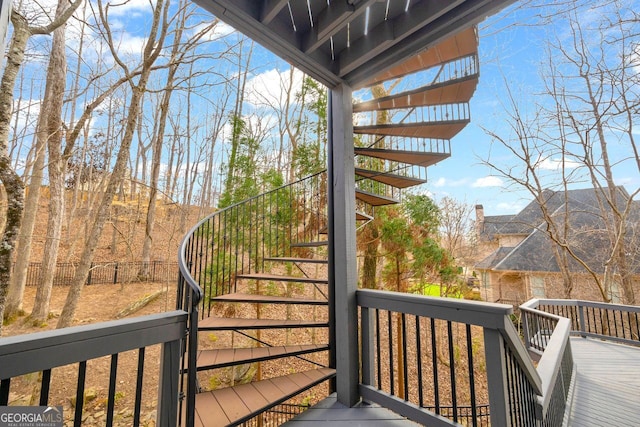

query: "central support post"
xmin=327 ymin=83 xmax=359 ymax=407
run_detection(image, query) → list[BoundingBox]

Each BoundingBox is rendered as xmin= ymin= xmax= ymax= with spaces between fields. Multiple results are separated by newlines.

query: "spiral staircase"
xmin=178 ymin=26 xmax=480 ymax=427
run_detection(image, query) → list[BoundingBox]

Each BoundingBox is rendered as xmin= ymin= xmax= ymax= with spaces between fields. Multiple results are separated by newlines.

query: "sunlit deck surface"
xmin=568 ymin=337 xmax=640 ymax=426
xmin=282 ymin=394 xmax=419 ymax=426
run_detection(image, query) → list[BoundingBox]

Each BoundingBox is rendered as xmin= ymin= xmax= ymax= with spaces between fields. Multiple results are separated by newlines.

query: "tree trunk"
xmin=141 ymin=3 xmax=186 ymax=273
xmin=5 ymin=141 xmax=44 ymax=317
xmin=31 ymin=0 xmax=69 ymax=321
xmin=0 ymin=13 xmax=31 ymax=329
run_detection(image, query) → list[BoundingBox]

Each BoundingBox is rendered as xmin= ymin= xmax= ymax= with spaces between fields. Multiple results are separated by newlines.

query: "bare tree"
xmin=0 ymin=0 xmax=83 ymax=331
xmin=439 ymin=196 xmax=475 ymax=265
xmin=140 ymin=3 xmax=220 ymax=272
xmin=57 ymin=0 xmax=170 ymax=328
xmin=481 ymin=1 xmax=640 ymax=302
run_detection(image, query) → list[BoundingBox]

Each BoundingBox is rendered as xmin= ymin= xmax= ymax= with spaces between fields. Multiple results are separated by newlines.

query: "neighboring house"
xmin=475 ymin=187 xmax=640 ymax=305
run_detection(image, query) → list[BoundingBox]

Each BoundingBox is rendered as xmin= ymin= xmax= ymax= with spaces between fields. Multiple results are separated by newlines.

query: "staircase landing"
xmin=282 ymin=394 xmax=419 ymax=426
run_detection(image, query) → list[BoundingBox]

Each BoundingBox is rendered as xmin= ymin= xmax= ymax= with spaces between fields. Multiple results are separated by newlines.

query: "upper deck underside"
xmin=191 ymin=0 xmax=515 ymax=89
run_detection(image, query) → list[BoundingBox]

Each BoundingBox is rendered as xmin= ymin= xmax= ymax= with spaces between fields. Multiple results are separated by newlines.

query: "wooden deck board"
xmin=354 ymin=148 xmax=450 ymax=167
xmin=568 ymin=337 xmax=640 ymax=426
xmin=195 ymin=369 xmax=335 ymax=426
xmin=236 ymin=273 xmax=328 ymax=284
xmin=193 ymin=392 xmax=230 ymax=427
xmin=212 ymin=292 xmax=327 ymax=305
xmin=198 ymin=317 xmax=328 ymax=330
xmin=195 ymin=344 xmax=328 ymax=370
xmin=355 ymin=189 xmax=399 ymax=206
xmin=355 ymin=168 xmax=427 ymax=189
xmin=354 ymin=121 xmax=468 ymax=140
xmin=282 ymin=394 xmax=419 ymax=426
xmin=213 ymin=387 xmax=251 ymax=422
xmin=264 ymin=257 xmax=328 ymax=264
xmin=360 ymin=26 xmax=477 ymax=87
xmin=353 ymin=77 xmax=478 ymax=112
xmin=235 ymin=383 xmax=271 ymax=413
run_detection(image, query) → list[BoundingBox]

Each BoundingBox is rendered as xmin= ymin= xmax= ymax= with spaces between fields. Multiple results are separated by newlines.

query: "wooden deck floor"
xmin=282 ymin=394 xmax=419 ymax=426
xmin=568 ymin=337 xmax=640 ymax=426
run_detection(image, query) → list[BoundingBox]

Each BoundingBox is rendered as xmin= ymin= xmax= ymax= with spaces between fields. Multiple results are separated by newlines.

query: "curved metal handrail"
xmin=177 ymin=170 xmax=327 ymax=426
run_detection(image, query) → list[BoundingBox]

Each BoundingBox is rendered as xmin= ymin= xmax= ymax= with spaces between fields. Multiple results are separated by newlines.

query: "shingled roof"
xmin=477 ymin=186 xmax=640 ymax=274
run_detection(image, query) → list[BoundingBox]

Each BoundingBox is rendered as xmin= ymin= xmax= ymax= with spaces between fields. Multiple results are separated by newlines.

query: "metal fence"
xmin=23 ymin=261 xmax=179 ymax=286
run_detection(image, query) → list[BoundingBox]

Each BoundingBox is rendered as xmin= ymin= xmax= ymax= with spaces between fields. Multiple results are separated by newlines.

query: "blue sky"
xmin=11 ymin=0 xmax=639 ymax=216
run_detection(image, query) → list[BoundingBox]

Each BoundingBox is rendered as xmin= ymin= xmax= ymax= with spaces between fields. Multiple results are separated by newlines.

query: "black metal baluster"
xmin=375 ymin=309 xmax=382 ymax=389
xmin=106 ymin=354 xmax=118 ymax=427
xmin=234 ymin=205 xmax=240 ymax=290
xmin=39 ymin=369 xmax=51 ymax=406
xmin=74 ymin=361 xmax=87 ymax=427
xmin=246 ymin=201 xmax=251 ymax=274
xmin=431 ymin=318 xmax=440 ymax=414
xmin=0 ymin=379 xmax=10 ymax=405
xmin=447 ymin=321 xmax=457 ymax=423
xmin=133 ymin=348 xmax=145 ymax=427
xmin=388 ymin=310 xmax=394 ymax=396
xmin=466 ymin=325 xmax=477 ymax=427
xmin=402 ymin=313 xmax=408 ymax=400
xmin=416 ymin=316 xmax=424 ymax=408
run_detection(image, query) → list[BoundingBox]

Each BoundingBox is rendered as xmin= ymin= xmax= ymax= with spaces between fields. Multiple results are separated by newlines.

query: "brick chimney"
xmin=475 ymin=204 xmax=484 ymax=239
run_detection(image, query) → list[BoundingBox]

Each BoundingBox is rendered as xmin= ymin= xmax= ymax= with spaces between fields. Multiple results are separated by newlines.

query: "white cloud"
xmin=112 ymin=33 xmax=147 ymax=57
xmin=244 ymin=68 xmax=305 ymax=109
xmin=103 ymin=0 xmax=156 ymax=17
xmin=432 ymin=177 xmax=468 ymax=188
xmin=536 ymin=157 xmax=581 ymax=171
xmin=471 ymin=176 xmax=503 ymax=188
xmin=432 ymin=177 xmax=446 ymax=187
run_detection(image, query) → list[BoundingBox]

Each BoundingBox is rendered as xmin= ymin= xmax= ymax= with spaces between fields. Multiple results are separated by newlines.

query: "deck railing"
xmin=357 ymin=290 xmax=577 ymax=426
xmin=530 ymin=299 xmax=640 ymax=345
xmin=178 ymin=171 xmax=327 ymax=315
xmin=0 ymin=311 xmax=187 ymax=427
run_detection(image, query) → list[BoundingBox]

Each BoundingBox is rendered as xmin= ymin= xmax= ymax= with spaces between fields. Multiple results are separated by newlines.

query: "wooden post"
xmin=484 ymin=328 xmax=510 ymax=426
xmin=328 ymin=83 xmax=359 ymax=407
xmin=157 ymin=339 xmax=180 ymax=427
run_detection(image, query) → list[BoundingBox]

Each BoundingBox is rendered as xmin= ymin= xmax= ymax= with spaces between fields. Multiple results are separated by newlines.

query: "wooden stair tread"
xmin=212 ymin=293 xmax=327 ymax=305
xmin=199 ymin=317 xmax=328 ymax=330
xmin=195 ymin=344 xmax=329 ymax=370
xmin=354 ymin=120 xmax=469 ymax=139
xmin=264 ymin=257 xmax=328 ymax=264
xmin=236 ymin=273 xmax=327 ymax=284
xmin=355 ymin=168 xmax=427 ymax=189
xmin=353 ymin=76 xmax=478 ymax=112
xmin=290 ymin=240 xmax=328 ymax=248
xmin=354 ymin=148 xmax=450 ymax=167
xmin=355 ymin=189 xmax=399 ymax=207
xmin=194 ymin=368 xmax=335 ymax=426
xmin=361 ymin=26 xmax=478 ymax=87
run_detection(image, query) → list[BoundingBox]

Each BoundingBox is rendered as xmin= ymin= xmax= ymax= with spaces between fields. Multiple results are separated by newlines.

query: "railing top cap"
xmin=358 ymin=289 xmax=513 ymax=317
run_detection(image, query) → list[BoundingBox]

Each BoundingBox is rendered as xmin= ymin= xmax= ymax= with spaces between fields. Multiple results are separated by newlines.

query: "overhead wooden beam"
xmin=193 ymin=0 xmax=343 ymax=88
xmin=260 ymin=0 xmax=289 ymax=24
xmin=303 ymin=0 xmax=377 ymax=54
xmin=338 ymin=0 xmax=463 ymax=76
